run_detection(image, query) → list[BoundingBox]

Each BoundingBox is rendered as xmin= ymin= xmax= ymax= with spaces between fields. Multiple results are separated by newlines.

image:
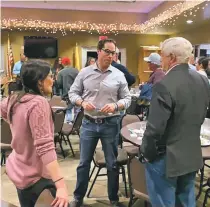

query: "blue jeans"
xmin=145 ymin=156 xmax=196 ymax=207
xmin=65 ymin=104 xmax=74 ymax=123
xmin=74 ymin=116 xmax=121 ymax=202
xmin=66 ymin=105 xmax=81 ymax=123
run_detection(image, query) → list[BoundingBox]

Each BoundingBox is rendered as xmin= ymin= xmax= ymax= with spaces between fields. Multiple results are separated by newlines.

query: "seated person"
xmin=13 ymin=53 xmax=26 ymax=75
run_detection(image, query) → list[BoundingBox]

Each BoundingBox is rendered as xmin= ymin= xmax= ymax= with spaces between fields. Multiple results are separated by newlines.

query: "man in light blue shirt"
xmin=13 ymin=54 xmax=26 ymax=75
xmin=188 ymin=54 xmax=196 ymax=71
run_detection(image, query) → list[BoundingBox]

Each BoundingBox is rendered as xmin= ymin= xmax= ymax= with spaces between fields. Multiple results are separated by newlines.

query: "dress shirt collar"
xmin=91 ymin=62 xmax=113 ymax=73
xmin=165 ymin=64 xmax=180 ymax=75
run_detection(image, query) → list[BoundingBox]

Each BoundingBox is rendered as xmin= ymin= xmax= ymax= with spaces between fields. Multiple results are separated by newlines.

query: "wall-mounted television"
xmin=24 ymin=36 xmax=58 ymax=58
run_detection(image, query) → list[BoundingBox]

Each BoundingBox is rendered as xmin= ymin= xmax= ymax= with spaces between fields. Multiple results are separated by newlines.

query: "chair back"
xmin=35 ymin=189 xmax=54 ymax=207
xmin=72 ymin=108 xmax=84 ymax=132
xmin=49 ymin=95 xmax=63 ymax=107
xmin=8 ymin=81 xmax=22 ymax=95
xmin=121 ymin=114 xmax=141 ymax=128
xmin=54 ymin=110 xmax=65 ymax=134
xmin=1 ymin=120 xmax=12 ymax=144
xmin=130 ymin=156 xmax=149 ymax=200
xmin=126 ymin=96 xmax=137 ymax=115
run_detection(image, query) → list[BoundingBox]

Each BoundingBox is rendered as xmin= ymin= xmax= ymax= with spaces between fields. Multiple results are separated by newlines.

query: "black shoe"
xmin=110 ymin=201 xmax=125 ymax=207
xmin=70 ymin=199 xmax=83 ymax=207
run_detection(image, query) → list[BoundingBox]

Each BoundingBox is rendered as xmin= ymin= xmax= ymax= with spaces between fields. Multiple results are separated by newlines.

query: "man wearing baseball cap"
xmin=57 ymin=57 xmax=79 ymax=123
xmin=144 ymin=52 xmax=165 ymax=85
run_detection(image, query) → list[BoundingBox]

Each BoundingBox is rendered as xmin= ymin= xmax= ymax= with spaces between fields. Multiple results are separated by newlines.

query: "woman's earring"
xmin=40 ymin=88 xmax=44 ymax=95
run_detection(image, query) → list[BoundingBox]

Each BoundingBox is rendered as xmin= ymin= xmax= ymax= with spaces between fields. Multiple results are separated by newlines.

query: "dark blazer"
xmin=140 ymin=64 xmax=210 ymax=177
xmin=57 ymin=67 xmax=79 ymax=98
xmin=111 ymin=61 xmax=136 ymax=87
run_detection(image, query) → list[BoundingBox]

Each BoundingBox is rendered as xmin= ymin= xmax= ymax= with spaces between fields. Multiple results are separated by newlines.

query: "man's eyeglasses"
xmin=101 ymin=48 xmax=116 ymax=55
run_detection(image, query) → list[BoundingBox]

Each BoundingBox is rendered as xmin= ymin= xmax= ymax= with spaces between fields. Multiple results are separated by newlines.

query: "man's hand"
xmin=100 ymin=103 xmax=116 ymax=114
xmin=82 ymin=101 xmax=96 ymax=111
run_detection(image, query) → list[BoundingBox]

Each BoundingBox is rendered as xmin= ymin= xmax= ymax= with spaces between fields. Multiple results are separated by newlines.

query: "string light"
xmin=1 ymin=0 xmax=207 ymax=35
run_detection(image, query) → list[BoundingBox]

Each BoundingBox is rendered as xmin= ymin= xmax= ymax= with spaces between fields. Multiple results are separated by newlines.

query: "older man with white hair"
xmin=113 ymin=47 xmax=121 ymax=64
xmin=140 ymin=37 xmax=210 ymax=207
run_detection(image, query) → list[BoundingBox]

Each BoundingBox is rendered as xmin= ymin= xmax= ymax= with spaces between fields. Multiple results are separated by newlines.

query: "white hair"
xmin=161 ymin=37 xmax=193 ymax=64
xmin=116 ymin=47 xmax=119 ymax=54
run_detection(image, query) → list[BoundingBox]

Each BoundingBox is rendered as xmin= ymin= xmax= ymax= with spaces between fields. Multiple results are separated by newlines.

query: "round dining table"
xmin=120 ymin=119 xmax=210 ymax=200
xmin=51 ymin=106 xmax=67 ymax=112
xmin=120 ymin=121 xmax=210 ymax=158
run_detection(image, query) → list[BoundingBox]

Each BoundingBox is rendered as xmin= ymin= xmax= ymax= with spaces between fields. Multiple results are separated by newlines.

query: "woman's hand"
xmin=51 ymin=187 xmax=69 ymax=207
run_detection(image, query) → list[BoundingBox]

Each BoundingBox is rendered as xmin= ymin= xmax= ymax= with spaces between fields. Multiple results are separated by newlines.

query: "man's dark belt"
xmin=84 ymin=115 xmax=114 ymax=124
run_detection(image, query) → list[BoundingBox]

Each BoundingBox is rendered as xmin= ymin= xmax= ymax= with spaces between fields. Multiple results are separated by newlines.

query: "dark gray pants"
xmin=17 ymin=178 xmax=56 ymax=207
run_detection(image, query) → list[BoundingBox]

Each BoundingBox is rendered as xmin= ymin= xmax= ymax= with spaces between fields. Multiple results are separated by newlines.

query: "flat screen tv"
xmin=24 ymin=36 xmax=58 ymax=58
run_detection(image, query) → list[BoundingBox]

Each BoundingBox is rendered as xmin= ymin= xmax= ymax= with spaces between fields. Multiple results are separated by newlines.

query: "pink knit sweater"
xmin=1 ymin=94 xmax=57 ymax=189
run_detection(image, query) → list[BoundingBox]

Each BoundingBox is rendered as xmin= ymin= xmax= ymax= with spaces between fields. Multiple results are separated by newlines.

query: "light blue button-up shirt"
xmin=69 ymin=63 xmax=131 ymax=118
xmin=188 ymin=64 xmax=196 ymax=71
xmin=13 ymin=61 xmax=23 ymax=75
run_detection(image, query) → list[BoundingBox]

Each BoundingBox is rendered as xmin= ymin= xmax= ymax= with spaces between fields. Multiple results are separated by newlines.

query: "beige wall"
xmin=171 ymin=22 xmax=210 ymax=44
xmin=1 ymin=31 xmax=168 ymax=82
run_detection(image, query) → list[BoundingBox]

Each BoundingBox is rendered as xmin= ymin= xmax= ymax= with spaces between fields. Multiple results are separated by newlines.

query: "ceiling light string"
xmin=1 ymin=0 xmax=206 ymax=35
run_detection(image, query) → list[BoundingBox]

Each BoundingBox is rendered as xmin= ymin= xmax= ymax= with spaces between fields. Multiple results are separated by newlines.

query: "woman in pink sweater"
xmin=1 ymin=60 xmax=69 ymax=207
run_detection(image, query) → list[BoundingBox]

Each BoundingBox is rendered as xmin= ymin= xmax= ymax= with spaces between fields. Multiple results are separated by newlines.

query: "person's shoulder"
xmin=57 ymin=68 xmax=67 ymax=75
xmin=111 ymin=61 xmax=126 ymax=70
xmin=25 ymin=95 xmax=48 ymax=107
xmin=14 ymin=61 xmax=20 ymax=65
xmin=110 ymin=65 xmax=124 ymax=76
xmin=71 ymin=67 xmax=79 ymax=74
xmin=28 ymin=96 xmax=51 ymax=114
xmin=156 ymin=69 xmax=165 ymax=75
xmin=79 ymin=65 xmax=94 ymax=74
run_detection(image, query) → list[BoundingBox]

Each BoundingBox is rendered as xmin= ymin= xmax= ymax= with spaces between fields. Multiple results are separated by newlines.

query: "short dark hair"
xmin=97 ymin=39 xmax=116 ymax=50
xmin=201 ymin=58 xmax=210 ymax=70
xmin=198 ymin=56 xmax=206 ymax=65
xmin=206 ymin=68 xmax=210 ymax=78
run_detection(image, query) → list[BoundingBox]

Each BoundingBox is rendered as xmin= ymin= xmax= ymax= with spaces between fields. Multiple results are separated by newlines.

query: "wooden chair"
xmin=129 ymin=156 xmax=150 ymax=207
xmin=1 ymin=119 xmax=12 ymax=165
